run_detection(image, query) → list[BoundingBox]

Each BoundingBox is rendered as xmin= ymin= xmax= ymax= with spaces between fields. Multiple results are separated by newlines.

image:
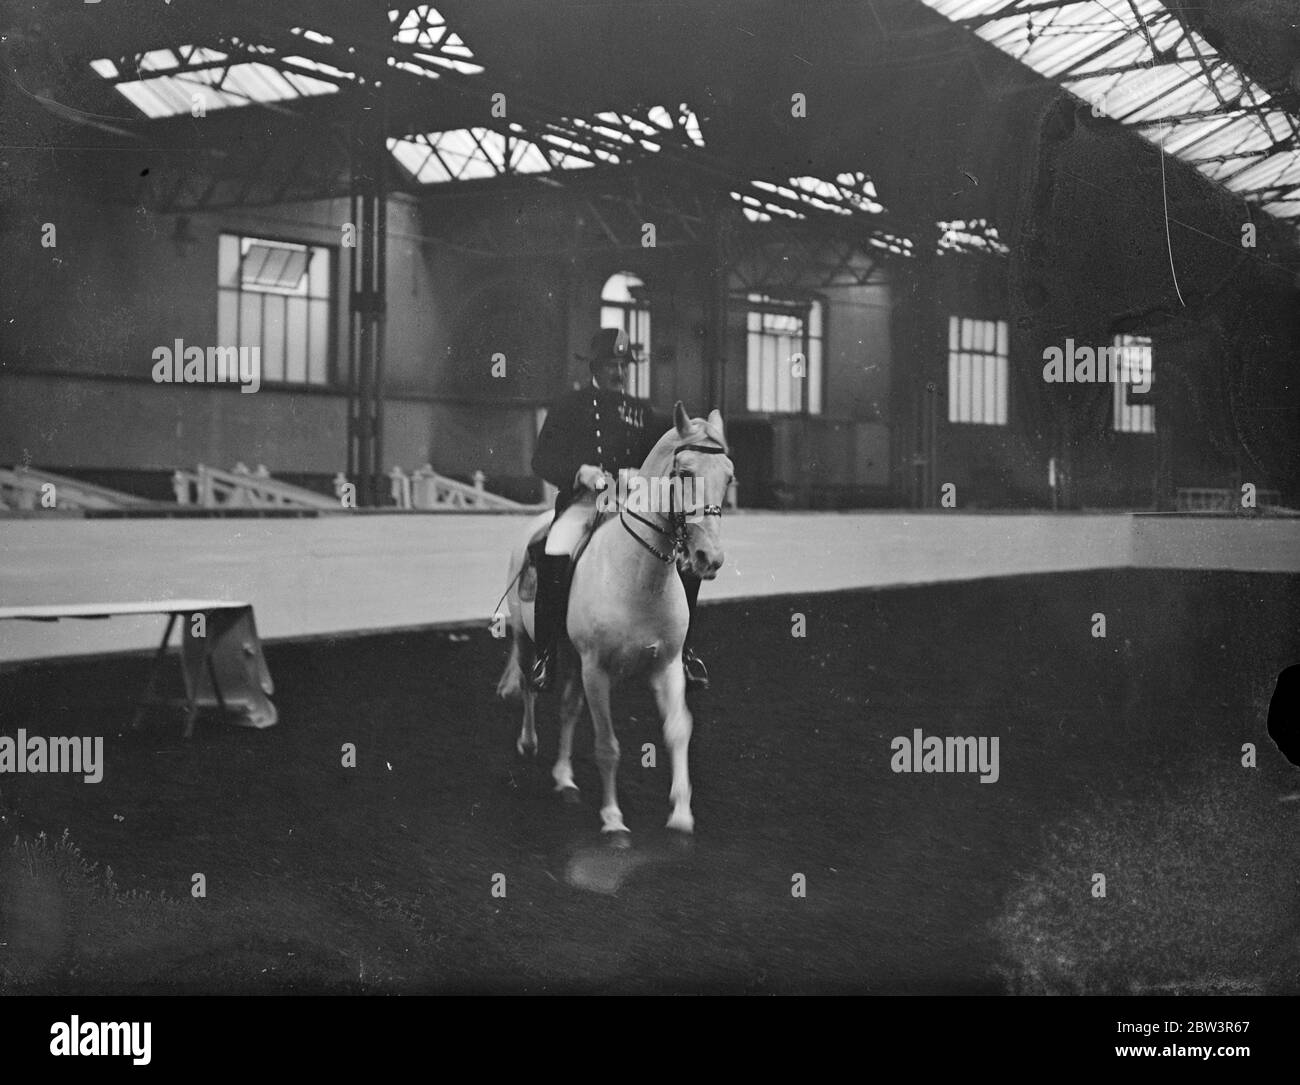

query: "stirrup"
xmin=528 ymin=650 xmax=556 ymax=693
xmin=682 ymin=648 xmax=709 ymax=691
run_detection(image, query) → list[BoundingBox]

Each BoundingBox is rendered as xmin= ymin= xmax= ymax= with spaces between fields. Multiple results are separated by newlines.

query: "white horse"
xmin=497 ymin=403 xmax=734 ymax=836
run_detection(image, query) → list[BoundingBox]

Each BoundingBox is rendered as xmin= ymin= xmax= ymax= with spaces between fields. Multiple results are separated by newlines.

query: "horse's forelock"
xmin=644 ymin=417 xmax=729 ymax=472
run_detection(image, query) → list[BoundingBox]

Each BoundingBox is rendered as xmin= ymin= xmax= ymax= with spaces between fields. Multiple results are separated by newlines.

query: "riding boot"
xmin=529 ymin=549 xmax=570 ymax=693
xmin=678 ymin=568 xmax=709 ymax=691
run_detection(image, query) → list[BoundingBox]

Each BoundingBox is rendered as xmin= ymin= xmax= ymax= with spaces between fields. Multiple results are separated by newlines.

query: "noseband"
xmin=619 ymin=442 xmax=728 ymax=565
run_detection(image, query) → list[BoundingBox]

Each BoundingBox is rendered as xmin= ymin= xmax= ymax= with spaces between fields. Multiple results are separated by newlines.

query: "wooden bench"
xmin=0 ymin=600 xmax=277 ymax=738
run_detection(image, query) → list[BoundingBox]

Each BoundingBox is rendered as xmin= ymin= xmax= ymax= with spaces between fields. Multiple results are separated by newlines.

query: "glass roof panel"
xmin=91 ymin=8 xmax=481 ymax=117
xmin=91 ymin=46 xmax=340 ymax=118
xmin=392 ymin=104 xmax=712 ymax=185
xmin=920 ymin=0 xmax=1300 ymax=224
xmin=390 ymin=4 xmax=484 ymax=75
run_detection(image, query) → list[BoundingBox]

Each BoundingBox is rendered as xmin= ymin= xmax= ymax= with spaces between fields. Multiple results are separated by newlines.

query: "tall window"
xmin=947 ymin=316 xmax=1008 ymax=425
xmin=218 ymin=234 xmax=332 ymax=385
xmin=600 ymin=271 xmax=651 ymax=398
xmin=745 ymin=294 xmax=824 ymax=414
xmin=1112 ymin=334 xmax=1155 ymax=434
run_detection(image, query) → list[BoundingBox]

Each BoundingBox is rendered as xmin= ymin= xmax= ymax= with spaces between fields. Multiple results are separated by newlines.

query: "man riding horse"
xmin=528 ymin=327 xmax=710 ymax=693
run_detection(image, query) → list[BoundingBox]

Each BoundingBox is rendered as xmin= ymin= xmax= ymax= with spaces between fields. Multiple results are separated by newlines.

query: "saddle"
xmin=518 ymin=498 xmax=611 ymax=603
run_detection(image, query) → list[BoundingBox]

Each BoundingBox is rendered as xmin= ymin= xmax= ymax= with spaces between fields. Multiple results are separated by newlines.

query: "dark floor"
xmin=1 ymin=569 xmax=1298 ymax=994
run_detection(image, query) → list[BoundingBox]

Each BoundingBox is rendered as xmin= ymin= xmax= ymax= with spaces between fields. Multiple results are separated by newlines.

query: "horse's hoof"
xmin=515 ymin=740 xmax=537 ymax=758
xmin=559 ymin=786 xmax=582 ymax=805
xmin=666 ymin=829 xmax=696 ymax=853
xmin=602 ymin=830 xmax=633 ymax=850
xmin=666 ymin=813 xmax=695 ymax=835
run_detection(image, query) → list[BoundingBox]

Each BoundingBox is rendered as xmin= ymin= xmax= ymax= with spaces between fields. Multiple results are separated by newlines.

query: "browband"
xmin=617 ymin=442 xmax=729 ymax=563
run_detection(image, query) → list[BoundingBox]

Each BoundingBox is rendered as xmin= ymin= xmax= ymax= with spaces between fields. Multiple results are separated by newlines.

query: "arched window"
xmin=600 ymin=272 xmax=651 ymax=398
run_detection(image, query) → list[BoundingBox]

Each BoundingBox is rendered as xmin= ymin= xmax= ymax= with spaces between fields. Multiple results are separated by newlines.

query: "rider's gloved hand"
xmin=575 ymin=464 xmax=610 ymax=492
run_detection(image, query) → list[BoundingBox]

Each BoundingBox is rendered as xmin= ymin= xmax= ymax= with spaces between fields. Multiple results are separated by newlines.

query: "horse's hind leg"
xmin=581 ymin=662 xmax=627 ymax=834
xmin=551 ymin=659 xmax=583 ymax=796
xmin=510 ymin=621 xmax=539 ymax=756
xmin=650 ymin=662 xmax=694 ymax=833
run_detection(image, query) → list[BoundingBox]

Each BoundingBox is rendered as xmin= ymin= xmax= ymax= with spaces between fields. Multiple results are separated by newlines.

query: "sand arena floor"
xmin=1 ymin=568 xmax=1296 ymax=994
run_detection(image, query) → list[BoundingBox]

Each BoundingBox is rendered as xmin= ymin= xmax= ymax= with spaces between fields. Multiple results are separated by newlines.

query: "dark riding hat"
xmin=586 ymin=327 xmax=632 ymax=370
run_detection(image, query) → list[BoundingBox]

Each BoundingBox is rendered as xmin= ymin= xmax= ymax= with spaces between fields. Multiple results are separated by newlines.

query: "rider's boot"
xmin=528 ymin=547 xmax=570 ymax=693
xmin=679 ymin=568 xmax=709 ymax=691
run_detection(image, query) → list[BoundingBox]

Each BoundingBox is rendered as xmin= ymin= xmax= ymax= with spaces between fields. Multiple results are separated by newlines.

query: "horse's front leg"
xmin=581 ymin=660 xmax=627 ymax=834
xmin=552 ymin=658 xmax=583 ymax=796
xmin=517 ymin=686 xmax=538 ymax=758
xmin=650 ymin=660 xmax=694 ymax=833
xmin=516 ymin=603 xmax=539 ymax=757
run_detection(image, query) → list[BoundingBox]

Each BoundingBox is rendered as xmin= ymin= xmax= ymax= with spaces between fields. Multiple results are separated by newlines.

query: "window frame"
xmin=216 ymin=231 xmax=336 ymax=389
xmin=946 ymin=315 xmax=1009 ymax=427
xmin=743 ymin=291 xmax=826 ymax=417
xmin=1111 ymin=333 xmax=1156 ymax=435
xmin=599 ymin=271 xmax=652 ymax=400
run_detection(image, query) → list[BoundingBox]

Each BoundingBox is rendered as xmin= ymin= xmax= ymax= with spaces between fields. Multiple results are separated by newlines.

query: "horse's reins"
xmin=490 ymin=441 xmax=726 ymax=618
xmin=619 ymin=442 xmax=728 ymax=565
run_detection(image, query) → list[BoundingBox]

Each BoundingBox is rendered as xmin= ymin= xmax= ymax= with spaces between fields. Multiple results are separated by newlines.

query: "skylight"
xmin=390 ymin=5 xmax=484 ymax=76
xmin=389 ymin=127 xmax=600 ymax=183
xmin=391 ymin=106 xmax=708 ymax=183
xmin=90 ymin=9 xmax=482 ymax=119
xmin=752 ymin=173 xmax=886 ymax=217
xmin=90 ymin=45 xmax=341 ymax=119
xmin=733 ymin=171 xmax=889 ymax=225
xmin=731 ymin=189 xmax=805 ymax=223
xmin=937 ymin=218 xmax=1010 ymax=255
xmin=919 ymin=0 xmax=1300 ymax=226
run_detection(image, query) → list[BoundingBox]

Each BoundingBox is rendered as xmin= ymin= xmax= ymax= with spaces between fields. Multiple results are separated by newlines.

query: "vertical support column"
xmin=373 ymin=86 xmax=389 ymax=495
xmin=800 ymin=302 xmax=813 ymax=506
xmin=887 ymin=263 xmax=914 ymax=507
xmin=355 ymin=148 xmax=374 ymax=503
xmin=1153 ymin=383 xmax=1171 ymax=511
xmin=346 ymin=153 xmax=360 ymax=483
xmin=707 ymin=198 xmax=730 ymax=412
xmin=912 ymin=242 xmax=941 ymax=509
xmin=347 ymin=85 xmax=388 ymax=506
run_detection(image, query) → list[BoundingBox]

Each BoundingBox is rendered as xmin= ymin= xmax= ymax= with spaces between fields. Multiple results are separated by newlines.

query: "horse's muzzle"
xmin=690 ymin=551 xmax=724 ymax=579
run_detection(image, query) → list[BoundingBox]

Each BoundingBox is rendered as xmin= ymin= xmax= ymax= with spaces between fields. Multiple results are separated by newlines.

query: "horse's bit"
xmin=619 ymin=443 xmax=728 ymax=565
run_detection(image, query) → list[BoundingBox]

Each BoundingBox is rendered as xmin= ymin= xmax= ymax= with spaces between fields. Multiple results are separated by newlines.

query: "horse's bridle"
xmin=619 ymin=442 xmax=729 ymax=565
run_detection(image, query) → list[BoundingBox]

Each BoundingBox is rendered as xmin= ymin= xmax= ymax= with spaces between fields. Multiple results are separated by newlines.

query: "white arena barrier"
xmin=0 ymin=512 xmax=1296 ymax=664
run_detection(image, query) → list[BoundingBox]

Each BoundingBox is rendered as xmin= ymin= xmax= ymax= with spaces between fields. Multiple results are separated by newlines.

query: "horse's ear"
xmin=673 ymin=401 xmax=692 ymax=436
xmin=707 ymin=408 xmax=725 ymax=443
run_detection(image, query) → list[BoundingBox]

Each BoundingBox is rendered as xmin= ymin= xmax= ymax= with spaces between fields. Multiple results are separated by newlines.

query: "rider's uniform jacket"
xmin=533 ymin=384 xmax=663 ymax=516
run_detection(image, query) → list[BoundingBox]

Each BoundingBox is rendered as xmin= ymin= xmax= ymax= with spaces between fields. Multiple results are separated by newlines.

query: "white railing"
xmin=170 ymin=462 xmax=548 ymax=512
xmin=0 ymin=467 xmax=158 ymax=511
xmin=388 ymin=465 xmax=550 ymax=512
xmin=172 ymin=463 xmax=342 ymax=510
